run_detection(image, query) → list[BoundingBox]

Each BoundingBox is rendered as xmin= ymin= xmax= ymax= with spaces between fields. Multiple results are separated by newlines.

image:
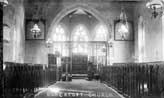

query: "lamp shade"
xmin=31 ymin=24 xmax=41 ymax=33
xmin=146 ymin=0 xmax=163 ymax=9
xmin=118 ymin=23 xmax=129 ymax=34
xmin=117 ymin=22 xmax=129 ymax=38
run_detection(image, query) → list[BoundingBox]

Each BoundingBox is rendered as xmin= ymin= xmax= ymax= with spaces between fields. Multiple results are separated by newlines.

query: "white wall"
xmin=134 ymin=2 xmax=163 ymax=62
xmin=3 ymin=0 xmax=25 ymax=63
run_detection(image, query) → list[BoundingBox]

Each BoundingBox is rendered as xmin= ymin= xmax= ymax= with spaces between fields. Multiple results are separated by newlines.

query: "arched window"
xmin=94 ymin=24 xmax=108 ymax=41
xmin=72 ymin=25 xmax=88 ymax=41
xmin=72 ymin=25 xmax=88 ymax=54
xmin=53 ymin=24 xmax=66 ymax=41
xmin=53 ymin=24 xmax=68 ymax=56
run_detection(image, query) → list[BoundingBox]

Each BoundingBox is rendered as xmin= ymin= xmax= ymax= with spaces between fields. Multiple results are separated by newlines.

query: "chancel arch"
xmin=47 ymin=4 xmax=109 ymax=41
xmin=46 ymin=4 xmax=110 ymax=76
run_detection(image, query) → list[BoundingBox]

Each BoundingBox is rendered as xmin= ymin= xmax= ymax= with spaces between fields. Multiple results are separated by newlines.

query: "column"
xmin=162 ymin=16 xmax=164 ymax=61
xmin=138 ymin=16 xmax=145 ymax=62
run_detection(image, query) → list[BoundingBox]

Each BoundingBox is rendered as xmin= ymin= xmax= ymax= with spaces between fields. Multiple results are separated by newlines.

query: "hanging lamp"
xmin=117 ymin=7 xmax=129 ymax=39
xmin=146 ymin=0 xmax=164 ymax=18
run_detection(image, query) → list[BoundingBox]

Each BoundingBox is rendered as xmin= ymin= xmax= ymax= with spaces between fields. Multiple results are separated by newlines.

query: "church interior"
xmin=2 ymin=0 xmax=164 ymax=98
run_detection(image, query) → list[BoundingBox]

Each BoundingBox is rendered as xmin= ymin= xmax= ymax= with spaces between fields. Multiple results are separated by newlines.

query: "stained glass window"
xmin=94 ymin=25 xmax=107 ymax=41
xmin=53 ymin=24 xmax=66 ymax=41
xmin=53 ymin=24 xmax=68 ymax=56
xmin=72 ymin=25 xmax=88 ymax=54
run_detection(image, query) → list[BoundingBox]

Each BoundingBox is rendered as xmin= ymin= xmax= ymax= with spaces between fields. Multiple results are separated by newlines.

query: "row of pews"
xmin=3 ymin=62 xmax=57 ymax=98
xmin=100 ymin=62 xmax=164 ymax=98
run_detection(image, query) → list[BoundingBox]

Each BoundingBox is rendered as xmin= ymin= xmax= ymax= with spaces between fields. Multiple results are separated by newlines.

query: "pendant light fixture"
xmin=118 ymin=7 xmax=129 ymax=40
xmin=146 ymin=0 xmax=164 ymax=18
xmin=30 ymin=1 xmax=42 ymax=38
xmin=0 ymin=0 xmax=8 ymax=7
xmin=30 ymin=24 xmax=41 ymax=38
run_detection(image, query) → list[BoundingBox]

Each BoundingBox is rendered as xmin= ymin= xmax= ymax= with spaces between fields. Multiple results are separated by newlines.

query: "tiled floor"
xmin=34 ymin=79 xmax=124 ymax=98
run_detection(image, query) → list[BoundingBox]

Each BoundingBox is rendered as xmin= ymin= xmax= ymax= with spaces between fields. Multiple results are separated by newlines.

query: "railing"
xmin=100 ymin=62 xmax=164 ymax=98
xmin=3 ymin=62 xmax=57 ymax=98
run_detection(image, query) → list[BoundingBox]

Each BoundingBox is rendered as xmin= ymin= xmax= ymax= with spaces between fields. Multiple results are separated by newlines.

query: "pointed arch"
xmin=47 ymin=4 xmax=109 ymax=41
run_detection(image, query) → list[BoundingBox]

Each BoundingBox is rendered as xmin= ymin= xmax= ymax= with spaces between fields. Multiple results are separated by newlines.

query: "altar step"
xmin=72 ymin=74 xmax=88 ymax=79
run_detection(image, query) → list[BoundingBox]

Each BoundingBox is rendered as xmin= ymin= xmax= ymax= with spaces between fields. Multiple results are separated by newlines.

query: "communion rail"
xmin=100 ymin=62 xmax=164 ymax=98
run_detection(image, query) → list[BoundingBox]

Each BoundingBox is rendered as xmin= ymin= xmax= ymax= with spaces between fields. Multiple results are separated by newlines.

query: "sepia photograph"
xmin=2 ymin=0 xmax=164 ymax=98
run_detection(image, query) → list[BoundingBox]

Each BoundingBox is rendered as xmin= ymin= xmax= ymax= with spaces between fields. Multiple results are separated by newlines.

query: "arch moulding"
xmin=47 ymin=3 xmax=109 ymax=41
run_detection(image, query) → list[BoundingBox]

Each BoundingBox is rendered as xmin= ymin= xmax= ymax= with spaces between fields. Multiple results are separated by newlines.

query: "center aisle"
xmin=34 ymin=79 xmax=124 ymax=98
